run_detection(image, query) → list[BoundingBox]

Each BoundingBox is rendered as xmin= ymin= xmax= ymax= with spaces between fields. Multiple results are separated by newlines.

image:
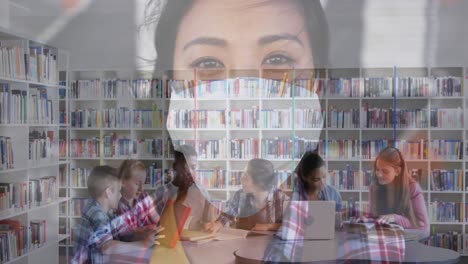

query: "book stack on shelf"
xmin=0 ymin=28 xmax=69 ymax=264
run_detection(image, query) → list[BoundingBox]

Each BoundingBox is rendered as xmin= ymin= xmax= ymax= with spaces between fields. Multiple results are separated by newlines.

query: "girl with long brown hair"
xmin=369 ymin=147 xmax=429 ymax=231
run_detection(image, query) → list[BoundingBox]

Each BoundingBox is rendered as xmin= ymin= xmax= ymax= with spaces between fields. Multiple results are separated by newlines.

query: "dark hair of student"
xmin=371 ymin=146 xmax=419 ymax=227
xmin=173 ymin=144 xmax=198 ymax=164
xmin=118 ymin=159 xmax=146 ymax=181
xmin=246 ymin=158 xmax=276 ymax=191
xmin=145 ymin=0 xmax=329 ymax=72
xmin=87 ymin=165 xmax=119 ymax=199
xmin=295 ymin=151 xmax=324 ymax=192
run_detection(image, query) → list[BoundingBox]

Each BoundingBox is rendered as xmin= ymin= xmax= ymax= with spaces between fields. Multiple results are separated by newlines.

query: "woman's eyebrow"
xmin=183 ymin=37 xmax=227 ymax=51
xmin=258 ymin=33 xmax=304 ymax=47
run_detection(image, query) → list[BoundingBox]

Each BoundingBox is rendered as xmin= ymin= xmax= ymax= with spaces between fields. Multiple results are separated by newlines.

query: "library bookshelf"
xmin=0 ymin=26 xmax=70 ymax=264
xmin=58 ymin=66 xmax=468 ymax=259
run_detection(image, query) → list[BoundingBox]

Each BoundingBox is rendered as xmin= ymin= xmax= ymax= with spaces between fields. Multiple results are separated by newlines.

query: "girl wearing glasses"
xmin=368 ymin=147 xmax=429 ymax=231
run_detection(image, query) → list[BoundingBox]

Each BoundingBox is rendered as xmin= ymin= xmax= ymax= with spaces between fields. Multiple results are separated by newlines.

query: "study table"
xmin=109 ymin=230 xmax=460 ymax=263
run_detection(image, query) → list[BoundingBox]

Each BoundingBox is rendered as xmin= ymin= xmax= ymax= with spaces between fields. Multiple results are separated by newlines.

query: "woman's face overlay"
xmin=166 ymin=0 xmax=322 ymax=216
xmin=172 ymin=0 xmax=314 ymax=74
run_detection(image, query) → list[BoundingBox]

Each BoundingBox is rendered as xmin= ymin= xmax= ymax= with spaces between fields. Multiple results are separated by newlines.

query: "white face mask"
xmin=166 ymin=77 xmax=323 ymax=211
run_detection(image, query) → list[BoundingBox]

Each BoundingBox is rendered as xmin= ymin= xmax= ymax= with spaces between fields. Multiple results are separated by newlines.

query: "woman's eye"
xmin=191 ymin=57 xmax=225 ymax=69
xmin=262 ymin=54 xmax=293 ymax=66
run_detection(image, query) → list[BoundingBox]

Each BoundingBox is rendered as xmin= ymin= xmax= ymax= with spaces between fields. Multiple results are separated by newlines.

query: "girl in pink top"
xmin=368 ymin=147 xmax=429 ymax=232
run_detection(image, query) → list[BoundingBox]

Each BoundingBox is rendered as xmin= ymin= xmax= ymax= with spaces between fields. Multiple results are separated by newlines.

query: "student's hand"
xmin=203 ymin=221 xmax=222 ymax=233
xmin=252 ymin=223 xmax=270 ymax=231
xmin=377 ymin=214 xmax=396 ymax=225
xmin=350 ymin=216 xmax=370 ymax=223
xmin=142 ymin=226 xmax=165 ymax=247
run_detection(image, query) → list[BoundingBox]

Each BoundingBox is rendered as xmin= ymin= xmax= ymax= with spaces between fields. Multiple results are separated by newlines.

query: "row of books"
xmin=362 ymin=107 xmax=464 ymax=129
xmin=0 ymin=136 xmax=14 ymax=170
xmin=430 ymin=201 xmax=464 ymax=223
xmin=430 ymin=108 xmax=464 ymax=128
xmin=229 ymin=138 xmax=317 ymax=160
xmin=327 ymin=78 xmax=361 ymax=97
xmin=62 ymin=107 xmax=466 ymax=134
xmin=317 ymin=139 xmax=428 ymax=160
xmin=0 ymin=219 xmax=47 ymax=263
xmin=67 ymin=76 xmax=463 ymax=99
xmin=29 ymin=130 xmax=55 ymax=161
xmin=361 ymin=105 xmax=428 ymax=128
xmin=431 ymin=169 xmax=464 ymax=192
xmin=145 ymin=165 xmax=167 ymax=187
xmin=69 ymin=167 xmax=92 ymax=188
xmin=28 ymin=46 xmax=57 ymax=84
xmin=317 ymin=139 xmax=360 ymax=160
xmin=332 ymin=77 xmax=461 ymax=98
xmin=70 ymin=135 xmax=167 ymax=159
xmin=328 ymin=108 xmax=360 ymax=128
xmin=425 ymin=232 xmax=467 ymax=253
xmin=0 ymin=177 xmax=56 ymax=212
xmin=260 ymin=109 xmax=323 ymax=129
xmin=167 ymin=110 xmax=226 ymax=129
xmin=65 ymin=135 xmax=463 ymax=161
xmin=29 ymin=87 xmax=53 ymax=124
xmin=196 ymin=170 xmax=227 ymax=188
xmin=29 ymin=177 xmax=57 ymax=207
xmin=329 ymin=167 xmax=360 ymax=191
xmin=70 ymin=79 xmax=166 ymax=99
xmin=0 ymin=41 xmax=27 ymax=80
xmin=0 ymin=84 xmax=27 ymax=124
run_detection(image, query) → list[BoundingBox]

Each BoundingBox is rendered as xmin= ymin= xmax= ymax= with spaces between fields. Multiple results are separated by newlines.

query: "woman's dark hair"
xmin=295 ymin=151 xmax=324 ymax=183
xmin=246 ymin=158 xmax=276 ymax=191
xmin=148 ymin=0 xmax=329 ymax=72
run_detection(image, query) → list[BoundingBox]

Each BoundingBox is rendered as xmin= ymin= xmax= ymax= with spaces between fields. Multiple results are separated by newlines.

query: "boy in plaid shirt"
xmin=72 ymin=166 xmax=161 ymax=264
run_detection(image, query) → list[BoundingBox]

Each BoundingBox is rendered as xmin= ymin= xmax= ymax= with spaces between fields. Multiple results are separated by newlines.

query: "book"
xmin=343 ymin=221 xmax=404 ymax=234
xmin=180 ymin=227 xmax=274 ymax=243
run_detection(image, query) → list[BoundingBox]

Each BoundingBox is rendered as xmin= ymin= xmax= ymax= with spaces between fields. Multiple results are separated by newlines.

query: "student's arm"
xmin=252 ymin=223 xmax=281 ymax=231
xmin=204 ymin=190 xmax=241 ymax=233
xmin=393 ymin=182 xmax=429 ymax=231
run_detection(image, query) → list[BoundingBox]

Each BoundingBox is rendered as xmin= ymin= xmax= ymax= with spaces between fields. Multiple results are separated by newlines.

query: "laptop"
xmin=278 ymin=201 xmax=336 ymax=240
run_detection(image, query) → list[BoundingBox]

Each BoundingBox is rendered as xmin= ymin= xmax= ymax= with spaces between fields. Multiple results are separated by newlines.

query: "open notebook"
xmin=180 ymin=227 xmax=274 ymax=243
xmin=343 ymin=221 xmax=404 ymax=233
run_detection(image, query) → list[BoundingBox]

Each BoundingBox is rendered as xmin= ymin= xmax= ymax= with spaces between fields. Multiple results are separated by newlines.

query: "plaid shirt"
xmin=217 ymin=188 xmax=288 ymax=227
xmin=264 ymin=176 xmax=404 ymax=262
xmin=116 ymin=192 xmax=160 ymax=228
xmin=72 ymin=199 xmax=133 ymax=264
